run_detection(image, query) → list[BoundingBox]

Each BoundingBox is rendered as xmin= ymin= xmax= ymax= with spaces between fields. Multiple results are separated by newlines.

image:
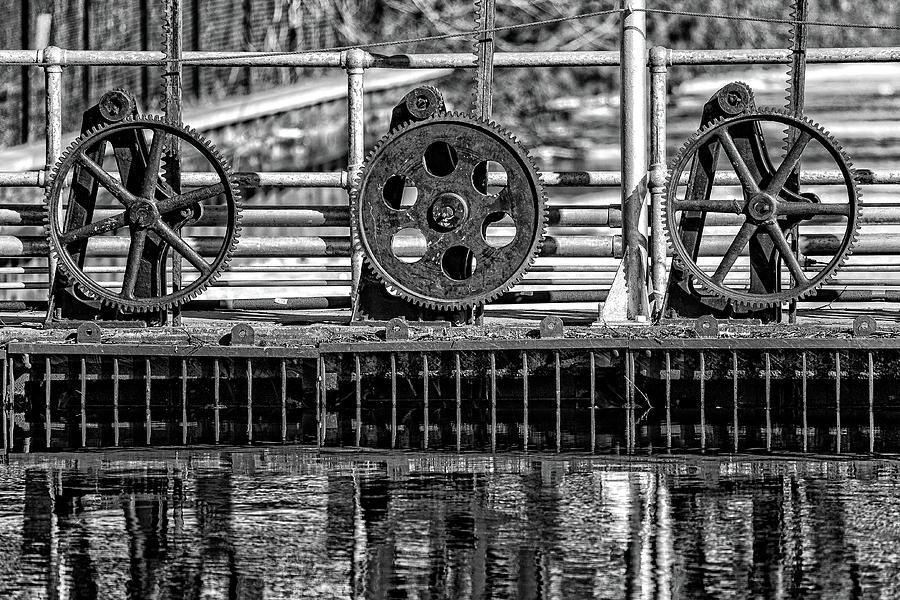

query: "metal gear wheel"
xmin=350 ymin=112 xmax=547 ymax=310
xmin=45 ymin=115 xmax=242 ymax=312
xmin=664 ymin=108 xmax=861 ymax=308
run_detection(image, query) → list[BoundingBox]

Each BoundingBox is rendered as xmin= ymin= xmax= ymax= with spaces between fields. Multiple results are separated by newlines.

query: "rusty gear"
xmin=350 ymin=112 xmax=546 ymax=310
xmin=45 ymin=116 xmax=242 ymax=312
xmin=663 ymin=108 xmax=861 ymax=308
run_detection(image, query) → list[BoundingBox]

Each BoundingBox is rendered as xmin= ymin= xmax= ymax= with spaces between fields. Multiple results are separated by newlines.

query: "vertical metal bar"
xmin=181 ymin=358 xmax=188 ymax=445
xmin=345 ymin=48 xmax=367 ymax=318
xmin=648 ymin=46 xmax=668 ymax=310
xmin=555 ymin=351 xmax=561 ymax=453
xmin=44 ymin=357 xmax=51 ymax=449
xmin=665 ymin=351 xmax=672 ymax=451
xmin=764 ymin=352 xmax=771 ymax=452
xmin=522 ymin=351 xmax=529 ymax=451
xmin=835 ymin=351 xmax=841 ymax=454
xmin=2 ymin=358 xmax=7 ymax=452
xmin=589 ymin=351 xmax=597 ymax=453
xmin=455 ymin=352 xmax=462 ymax=452
xmin=317 ymin=355 xmax=325 ymax=447
xmin=281 ymin=359 xmax=287 ymax=443
xmin=625 ymin=351 xmax=634 ymax=452
xmin=732 ymin=351 xmax=739 ymax=453
xmin=145 ymin=358 xmax=151 ymax=446
xmin=699 ymin=351 xmax=706 ymax=450
xmin=618 ymin=0 xmax=650 ymax=319
xmin=355 ymin=354 xmax=362 ymax=446
xmin=490 ymin=352 xmax=497 ymax=453
xmin=801 ymin=352 xmax=808 ymax=453
xmin=44 ymin=47 xmax=63 ymax=287
xmin=80 ymin=357 xmax=87 ymax=448
xmin=113 ymin=358 xmax=120 ymax=447
xmin=868 ymin=351 xmax=875 ymax=454
xmin=390 ymin=353 xmax=397 ymax=450
xmin=0 ymin=357 xmax=7 ymax=452
xmin=246 ymin=359 xmax=253 ymax=444
xmin=422 ymin=354 xmax=429 ymax=450
xmin=213 ymin=359 xmax=221 ymax=444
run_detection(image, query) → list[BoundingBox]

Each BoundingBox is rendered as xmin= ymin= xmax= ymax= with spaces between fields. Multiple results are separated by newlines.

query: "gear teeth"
xmin=45 ymin=116 xmax=241 ymax=313
xmin=663 ymin=107 xmax=861 ymax=308
xmin=351 ymin=112 xmax=546 ymax=311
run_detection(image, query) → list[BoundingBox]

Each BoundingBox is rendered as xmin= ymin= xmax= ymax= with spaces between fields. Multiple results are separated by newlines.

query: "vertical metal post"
xmin=617 ymin=0 xmax=650 ymax=320
xmin=213 ymin=359 xmax=220 ymax=444
xmin=589 ymin=351 xmax=597 ymax=453
xmin=355 ymin=354 xmax=362 ymax=446
xmin=145 ymin=358 xmax=151 ymax=445
xmin=345 ymin=48 xmax=367 ymax=319
xmin=317 ymin=355 xmax=325 ymax=447
xmin=44 ymin=47 xmax=64 ymax=294
xmin=80 ymin=357 xmax=87 ymax=448
xmin=732 ymin=351 xmax=739 ymax=453
xmin=281 ymin=359 xmax=287 ymax=443
xmin=764 ymin=352 xmax=771 ymax=451
xmin=422 ymin=354 xmax=429 ymax=450
xmin=835 ymin=351 xmax=841 ymax=454
xmin=246 ymin=359 xmax=253 ymax=444
xmin=555 ymin=351 xmax=561 ymax=453
xmin=522 ymin=352 xmax=529 ymax=451
xmin=801 ymin=352 xmax=808 ymax=453
xmin=390 ymin=353 xmax=397 ymax=450
xmin=868 ymin=352 xmax=875 ymax=454
xmin=648 ymin=46 xmax=669 ymax=312
xmin=699 ymin=351 xmax=706 ymax=451
xmin=113 ymin=358 xmax=120 ymax=447
xmin=455 ymin=352 xmax=462 ymax=452
xmin=44 ymin=357 xmax=51 ymax=449
xmin=665 ymin=351 xmax=672 ymax=450
xmin=181 ymin=358 xmax=188 ymax=445
xmin=625 ymin=351 xmax=634 ymax=452
xmin=490 ymin=352 xmax=497 ymax=453
xmin=2 ymin=359 xmax=8 ymax=452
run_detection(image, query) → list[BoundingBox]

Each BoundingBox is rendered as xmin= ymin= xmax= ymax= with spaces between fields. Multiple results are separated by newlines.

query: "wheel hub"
xmin=748 ymin=193 xmax=777 ymax=221
xmin=429 ymin=192 xmax=468 ymax=231
xmin=127 ymin=199 xmax=159 ymax=228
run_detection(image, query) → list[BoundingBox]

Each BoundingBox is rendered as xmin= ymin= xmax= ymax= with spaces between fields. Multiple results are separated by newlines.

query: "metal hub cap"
xmin=430 ymin=192 xmax=469 ymax=231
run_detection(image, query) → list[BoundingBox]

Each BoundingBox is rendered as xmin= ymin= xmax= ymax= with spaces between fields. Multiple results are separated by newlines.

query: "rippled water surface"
xmin=1 ymin=449 xmax=899 ymax=599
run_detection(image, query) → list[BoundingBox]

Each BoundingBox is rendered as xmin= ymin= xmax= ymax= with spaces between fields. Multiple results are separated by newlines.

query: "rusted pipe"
xmin=648 ymin=46 xmax=668 ymax=311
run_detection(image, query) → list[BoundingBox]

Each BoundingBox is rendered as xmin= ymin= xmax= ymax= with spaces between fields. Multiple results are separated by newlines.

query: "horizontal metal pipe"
xmin=665 ymin=46 xmax=900 ymax=65
xmin=0 ymin=234 xmax=624 ymax=258
xmin=7 ymin=232 xmax=900 ymax=258
xmin=3 ymin=169 xmax=898 ymax=189
xmin=3 ymin=47 xmax=895 ymax=68
xmin=0 ymin=204 xmax=617 ymax=228
xmin=185 ymin=297 xmax=352 ymax=310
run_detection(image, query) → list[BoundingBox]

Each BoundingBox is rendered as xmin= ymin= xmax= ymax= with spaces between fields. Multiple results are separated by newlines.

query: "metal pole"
xmin=345 ymin=48 xmax=367 ymax=320
xmin=648 ymin=46 xmax=668 ymax=314
xmin=616 ymin=0 xmax=650 ymax=320
xmin=44 ymin=46 xmax=63 ymax=291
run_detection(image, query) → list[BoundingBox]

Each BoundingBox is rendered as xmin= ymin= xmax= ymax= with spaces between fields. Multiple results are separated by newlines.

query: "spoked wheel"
xmin=46 ymin=116 xmax=241 ymax=312
xmin=664 ymin=108 xmax=861 ymax=308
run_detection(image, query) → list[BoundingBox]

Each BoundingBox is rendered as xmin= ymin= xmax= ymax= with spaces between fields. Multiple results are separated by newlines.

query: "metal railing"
xmin=0 ymin=1 xmax=898 ymax=316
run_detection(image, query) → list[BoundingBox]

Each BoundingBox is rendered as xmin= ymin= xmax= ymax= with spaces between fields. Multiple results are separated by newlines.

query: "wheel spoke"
xmin=672 ymin=198 xmax=745 ymax=214
xmin=765 ymin=131 xmax=812 ymax=197
xmin=153 ymin=221 xmax=211 ymax=275
xmin=59 ymin=212 xmax=127 ymax=244
xmin=778 ymin=201 xmax=852 ymax=217
xmin=140 ymin=129 xmax=167 ymax=199
xmin=717 ymin=130 xmax=761 ymax=195
xmin=765 ymin=221 xmax=807 ymax=284
xmin=121 ymin=228 xmax=148 ymax=299
xmin=711 ymin=221 xmax=757 ymax=283
xmin=157 ymin=183 xmax=225 ymax=215
xmin=76 ymin=153 xmax=138 ymax=206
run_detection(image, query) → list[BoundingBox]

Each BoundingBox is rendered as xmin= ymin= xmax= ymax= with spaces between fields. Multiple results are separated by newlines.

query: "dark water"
xmin=1 ymin=450 xmax=899 ymax=599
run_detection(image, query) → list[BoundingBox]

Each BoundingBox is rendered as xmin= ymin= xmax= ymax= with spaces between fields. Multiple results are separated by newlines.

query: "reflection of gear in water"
xmin=350 ymin=113 xmax=547 ymax=310
xmin=664 ymin=108 xmax=861 ymax=308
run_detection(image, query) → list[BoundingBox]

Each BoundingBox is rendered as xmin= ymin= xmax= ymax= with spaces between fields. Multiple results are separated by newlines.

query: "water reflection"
xmin=0 ymin=451 xmax=899 ymax=598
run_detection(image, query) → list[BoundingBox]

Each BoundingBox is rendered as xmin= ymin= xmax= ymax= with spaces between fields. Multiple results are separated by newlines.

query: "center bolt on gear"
xmin=351 ymin=113 xmax=547 ymax=311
